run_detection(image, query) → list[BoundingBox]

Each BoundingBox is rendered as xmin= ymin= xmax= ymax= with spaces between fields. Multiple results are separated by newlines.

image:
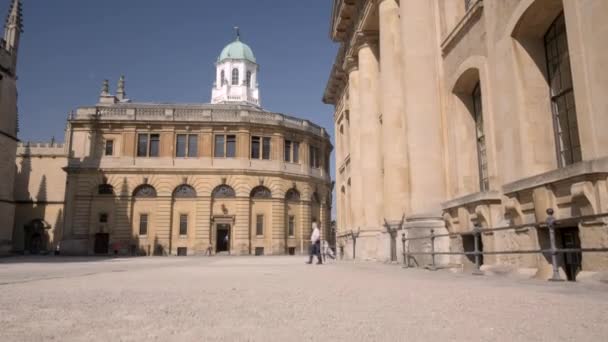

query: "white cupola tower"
xmin=211 ymin=28 xmax=260 ymax=107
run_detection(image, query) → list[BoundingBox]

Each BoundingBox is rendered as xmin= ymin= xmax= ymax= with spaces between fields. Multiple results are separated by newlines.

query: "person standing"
xmin=306 ymin=218 xmax=322 ymax=264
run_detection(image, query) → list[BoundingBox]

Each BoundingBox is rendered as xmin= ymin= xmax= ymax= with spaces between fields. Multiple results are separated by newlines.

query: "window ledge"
xmin=503 ymin=157 xmax=608 ymax=195
xmin=441 ymin=190 xmax=502 ymax=210
xmin=440 ymin=0 xmax=484 ymax=56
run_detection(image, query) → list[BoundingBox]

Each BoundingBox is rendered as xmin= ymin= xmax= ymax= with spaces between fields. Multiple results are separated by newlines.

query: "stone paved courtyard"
xmin=1 ymin=256 xmax=607 ymax=341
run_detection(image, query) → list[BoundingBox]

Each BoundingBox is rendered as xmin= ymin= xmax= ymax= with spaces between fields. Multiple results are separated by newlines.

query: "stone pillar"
xmin=379 ymin=0 xmax=409 ymax=222
xmin=346 ymin=61 xmax=364 ymax=230
xmin=357 ymin=39 xmax=383 ymax=230
xmin=399 ymin=0 xmax=446 ymax=214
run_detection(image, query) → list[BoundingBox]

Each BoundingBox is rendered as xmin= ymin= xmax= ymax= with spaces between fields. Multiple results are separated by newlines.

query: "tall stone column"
xmin=357 ymin=39 xmax=383 ymax=230
xmin=346 ymin=60 xmax=364 ymax=230
xmin=379 ymin=0 xmax=409 ymax=221
xmin=399 ymin=0 xmax=446 ymax=214
xmin=399 ymin=0 xmax=449 ymax=266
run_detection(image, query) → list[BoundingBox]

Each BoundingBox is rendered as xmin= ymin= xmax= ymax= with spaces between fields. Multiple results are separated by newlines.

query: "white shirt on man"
xmin=310 ymin=222 xmax=320 ymax=243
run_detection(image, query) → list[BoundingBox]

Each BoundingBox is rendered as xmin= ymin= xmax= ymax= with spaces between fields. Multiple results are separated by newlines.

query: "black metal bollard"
xmin=472 ymin=228 xmax=483 ymax=275
xmin=429 ymin=229 xmax=437 ymax=271
xmin=402 ymin=233 xmax=408 ymax=268
xmin=546 ymin=208 xmax=564 ymax=282
xmin=351 ymin=228 xmax=360 ymax=261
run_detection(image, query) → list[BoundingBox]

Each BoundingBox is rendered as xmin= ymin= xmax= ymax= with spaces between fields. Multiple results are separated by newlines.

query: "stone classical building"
xmin=12 ymin=33 xmax=332 ymax=256
xmin=325 ymin=0 xmax=608 ymax=279
xmin=0 ymin=0 xmax=22 ymax=255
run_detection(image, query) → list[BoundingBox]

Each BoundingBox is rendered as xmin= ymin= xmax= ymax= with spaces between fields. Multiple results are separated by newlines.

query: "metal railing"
xmin=400 ymin=209 xmax=608 ymax=281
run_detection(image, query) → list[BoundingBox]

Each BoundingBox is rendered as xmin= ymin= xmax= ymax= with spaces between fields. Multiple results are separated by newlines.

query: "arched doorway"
xmin=24 ymin=219 xmax=50 ymax=254
xmin=211 ymin=184 xmax=236 ymax=254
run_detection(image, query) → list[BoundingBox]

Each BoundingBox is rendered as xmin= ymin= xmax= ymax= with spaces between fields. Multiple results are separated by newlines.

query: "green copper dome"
xmin=218 ymin=38 xmax=257 ymax=63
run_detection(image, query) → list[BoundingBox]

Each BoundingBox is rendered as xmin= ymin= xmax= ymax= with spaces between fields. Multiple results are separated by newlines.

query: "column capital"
xmin=355 ymin=30 xmax=379 ymax=52
xmin=343 ymin=56 xmax=359 ymax=73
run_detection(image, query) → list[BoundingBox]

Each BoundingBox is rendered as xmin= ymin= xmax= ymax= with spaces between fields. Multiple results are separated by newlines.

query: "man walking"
xmin=306 ymin=218 xmax=322 ymax=264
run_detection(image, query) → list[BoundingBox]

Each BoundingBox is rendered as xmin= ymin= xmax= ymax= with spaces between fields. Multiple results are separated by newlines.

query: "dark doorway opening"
xmin=216 ymin=224 xmax=230 ymax=253
xmin=94 ymin=233 xmax=110 ymax=254
xmin=29 ymin=233 xmax=42 ymax=254
xmin=24 ymin=219 xmax=49 ymax=254
xmin=558 ymin=227 xmax=582 ymax=281
xmin=462 ymin=234 xmax=483 ymax=266
xmin=288 ymin=247 xmax=296 ymax=255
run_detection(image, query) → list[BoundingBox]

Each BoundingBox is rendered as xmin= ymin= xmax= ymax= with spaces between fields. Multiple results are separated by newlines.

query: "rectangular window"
xmin=188 ymin=135 xmax=198 ymax=157
xmin=176 ymin=134 xmax=198 ymax=158
xmin=473 ymin=83 xmax=489 ymax=192
xmin=544 ymin=13 xmax=581 ymax=167
xmin=284 ymin=140 xmax=292 ymax=162
xmin=255 ymin=247 xmax=264 ymax=256
xmin=137 ymin=133 xmax=160 ymax=157
xmin=309 ymin=146 xmax=320 ymax=168
xmin=284 ymin=140 xmax=300 ymax=163
xmin=256 ymin=214 xmax=264 ymax=236
xmin=99 ymin=213 xmax=108 ymax=223
xmin=149 ymin=134 xmax=160 ymax=157
xmin=137 ymin=134 xmax=148 ymax=157
xmin=215 ymin=134 xmax=236 ymax=158
xmin=179 ymin=214 xmax=188 ymax=236
xmin=226 ymin=135 xmax=236 ymax=158
xmin=176 ymin=134 xmax=187 ymax=158
xmin=251 ymin=136 xmax=260 ymax=159
xmin=214 ymin=135 xmax=225 ymax=157
xmin=293 ymin=142 xmax=300 ymax=163
xmin=252 ymin=136 xmax=271 ymax=160
xmin=262 ymin=137 xmax=271 ymax=160
xmin=288 ymin=216 xmax=295 ymax=237
xmin=105 ymin=140 xmax=114 ymax=156
xmin=139 ymin=214 xmax=148 ymax=235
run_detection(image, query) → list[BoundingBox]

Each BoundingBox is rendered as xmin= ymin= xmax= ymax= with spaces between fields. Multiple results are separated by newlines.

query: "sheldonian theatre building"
xmin=11 ymin=33 xmax=333 ymax=256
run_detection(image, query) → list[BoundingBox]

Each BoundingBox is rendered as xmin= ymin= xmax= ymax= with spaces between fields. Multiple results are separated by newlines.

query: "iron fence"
xmin=399 ymin=209 xmax=608 ymax=281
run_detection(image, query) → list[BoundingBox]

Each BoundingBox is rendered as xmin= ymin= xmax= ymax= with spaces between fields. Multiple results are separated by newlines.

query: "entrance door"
xmin=559 ymin=227 xmax=582 ymax=281
xmin=30 ymin=233 xmax=42 ymax=254
xmin=94 ymin=233 xmax=110 ymax=254
xmin=216 ymin=224 xmax=231 ymax=253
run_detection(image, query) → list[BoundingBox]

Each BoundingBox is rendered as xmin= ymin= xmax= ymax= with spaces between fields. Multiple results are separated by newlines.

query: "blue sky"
xmin=8 ymin=0 xmax=339 ymax=213
xmin=10 ymin=0 xmax=337 ymax=143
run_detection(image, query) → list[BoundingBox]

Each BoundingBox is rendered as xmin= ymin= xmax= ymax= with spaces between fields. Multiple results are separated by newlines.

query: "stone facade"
xmin=0 ymin=0 xmax=22 ymax=255
xmin=9 ymin=28 xmax=332 ymax=256
xmin=325 ymin=0 xmax=608 ymax=279
xmin=12 ymin=142 xmax=68 ymax=254
xmin=58 ymin=99 xmax=332 ymax=256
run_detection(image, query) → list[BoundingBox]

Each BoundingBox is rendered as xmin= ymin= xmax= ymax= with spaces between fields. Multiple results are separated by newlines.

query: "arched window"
xmin=220 ymin=70 xmax=225 ymax=86
xmin=98 ymin=184 xmax=114 ymax=195
xmin=285 ymin=188 xmax=300 ymax=202
xmin=232 ymin=68 xmax=239 ymax=85
xmin=173 ymin=184 xmax=197 ymax=198
xmin=311 ymin=192 xmax=321 ymax=204
xmin=246 ymin=71 xmax=252 ymax=88
xmin=212 ymin=184 xmax=236 ymax=199
xmin=133 ymin=184 xmax=157 ymax=198
xmin=544 ymin=12 xmax=581 ymax=167
xmin=472 ymin=82 xmax=489 ymax=191
xmin=250 ymin=186 xmax=271 ymax=199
